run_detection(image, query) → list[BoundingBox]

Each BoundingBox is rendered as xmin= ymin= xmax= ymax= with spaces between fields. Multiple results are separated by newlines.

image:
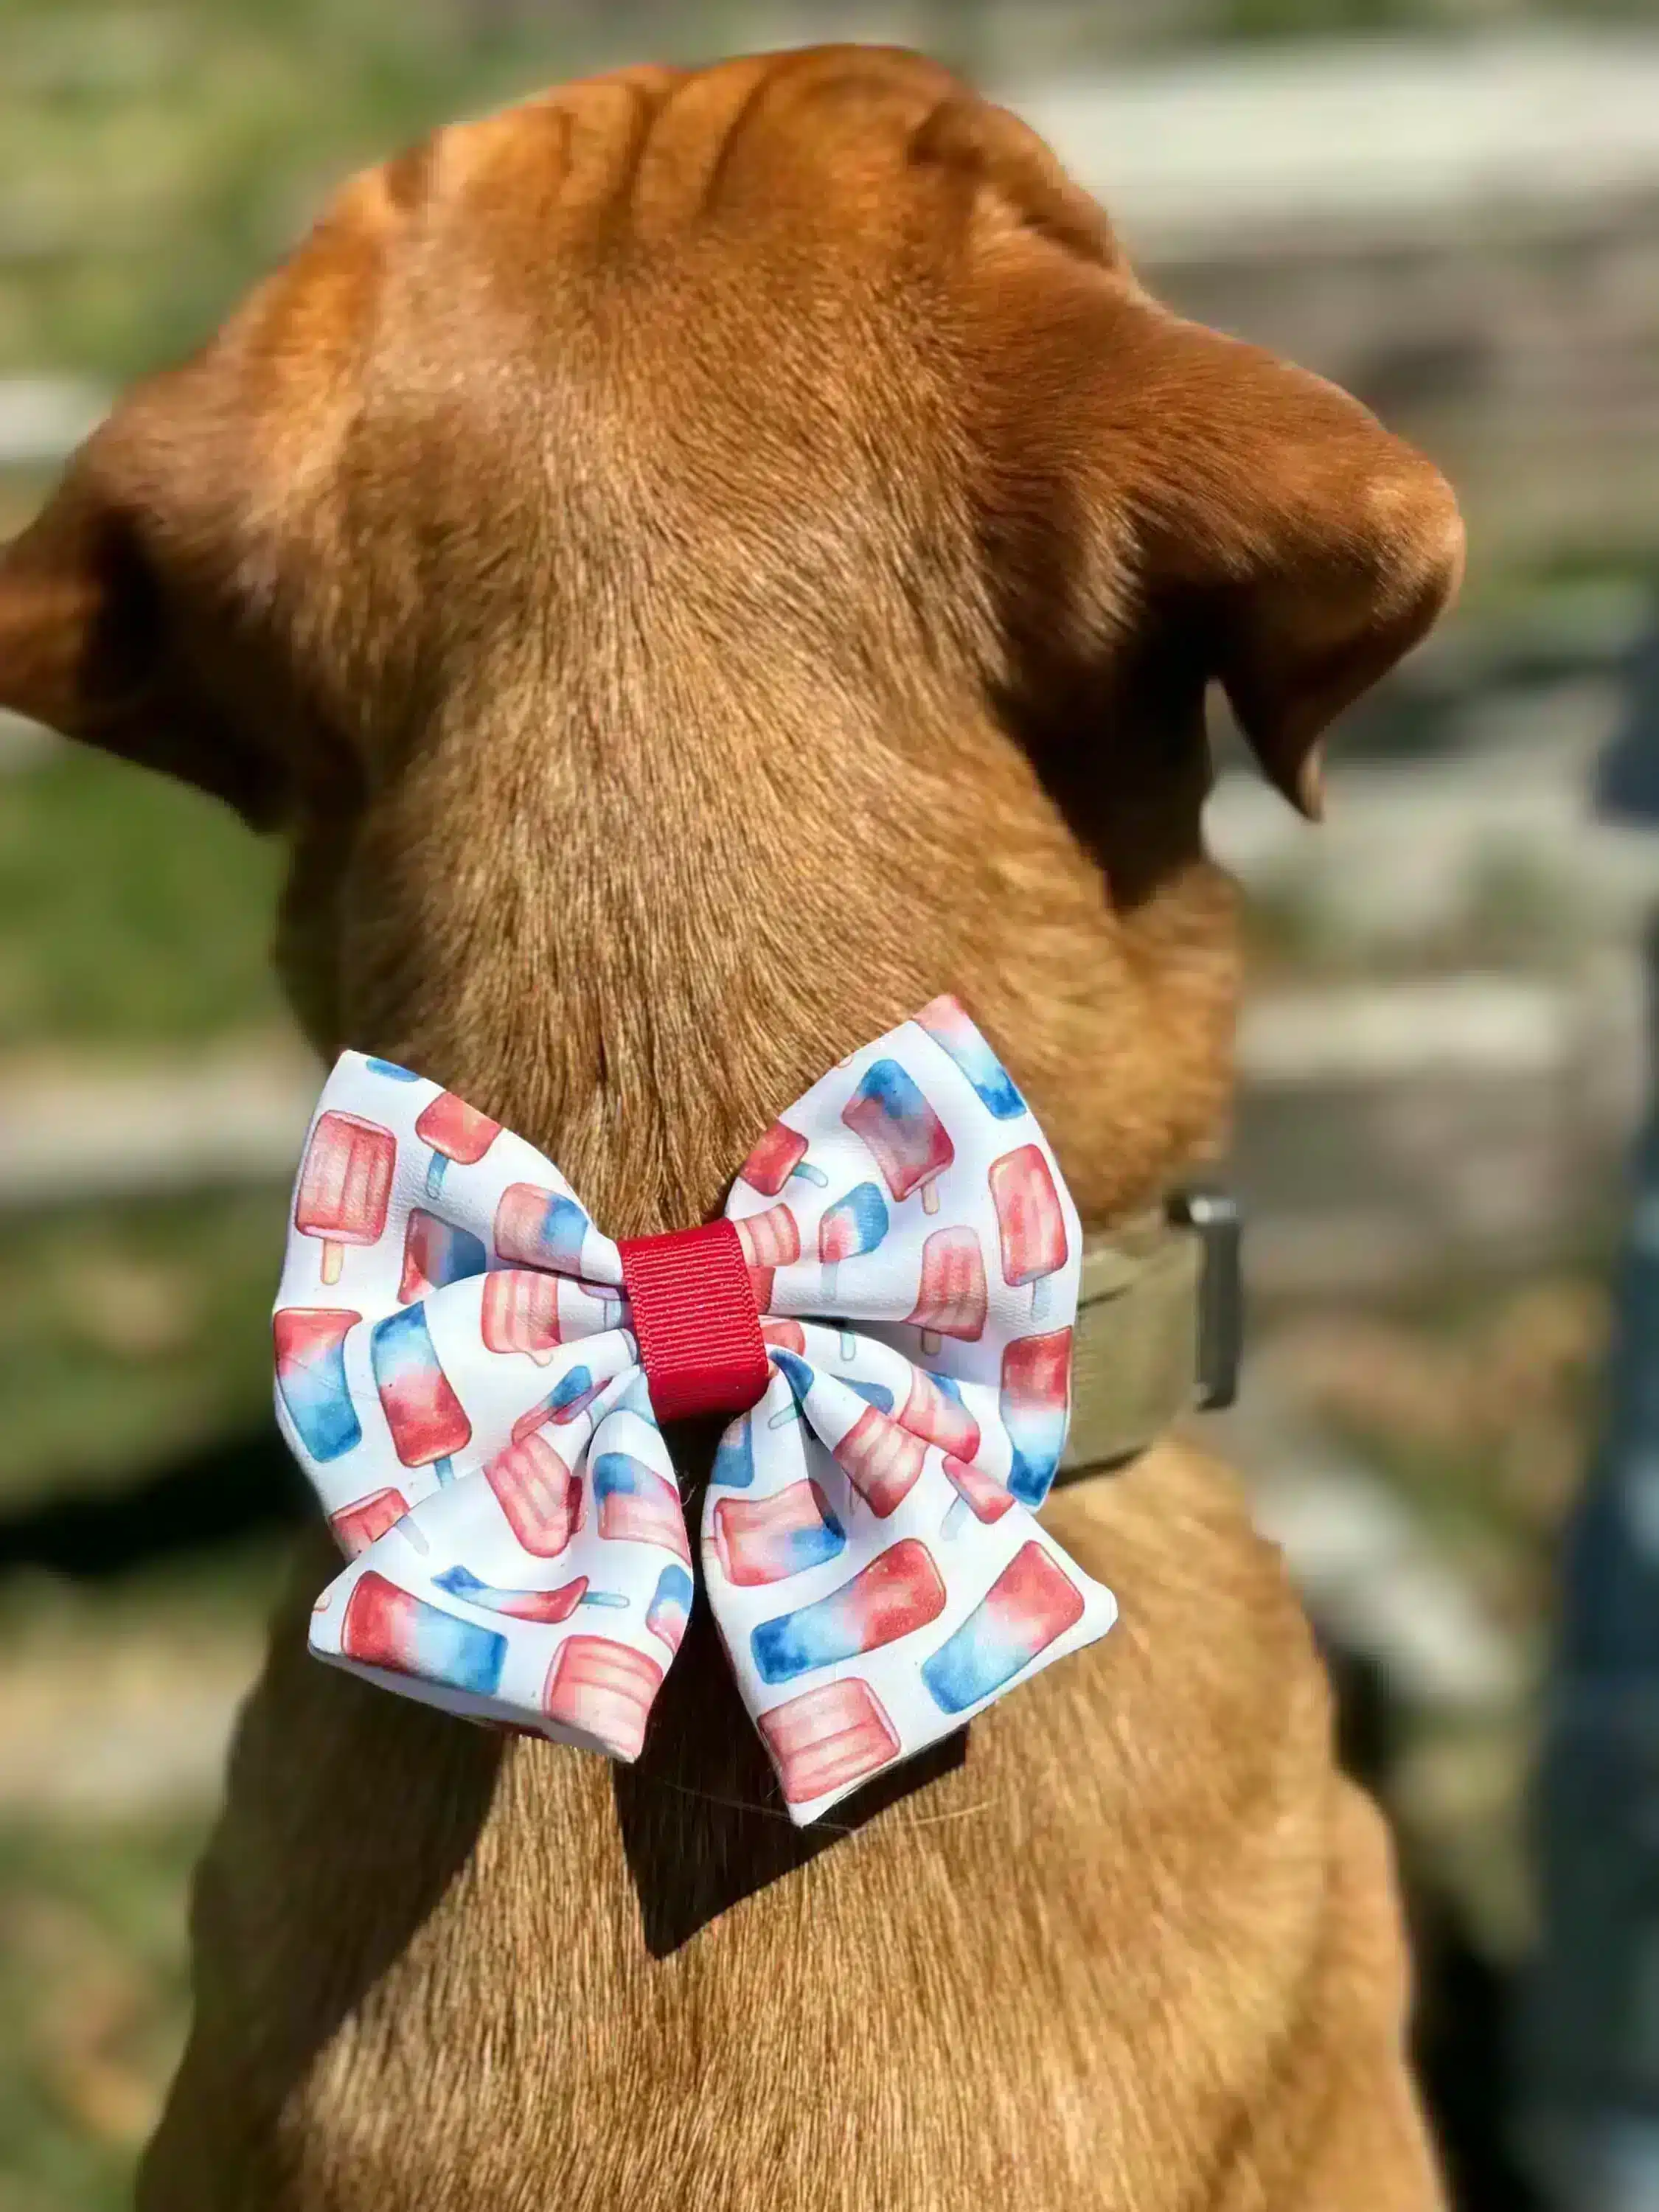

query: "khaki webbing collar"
xmin=1055 ymin=1194 xmax=1239 ymax=1484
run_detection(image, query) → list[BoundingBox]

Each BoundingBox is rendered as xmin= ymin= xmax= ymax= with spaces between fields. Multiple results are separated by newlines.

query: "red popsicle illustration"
xmin=434 ymin=1565 xmax=616 ymax=1624
xmin=712 ymin=1478 xmax=846 ymax=1587
xmin=543 ymin=1635 xmax=664 ymax=1761
xmin=737 ymin=1120 xmax=828 ymax=1196
xmin=941 ymin=1454 xmax=1016 ymax=1529
xmin=414 ymin=1091 xmax=501 ymax=1198
xmin=734 ymin=1203 xmax=800 ymax=1311
xmin=751 ymin=1539 xmax=947 ymax=1684
xmin=989 ymin=1143 xmax=1069 ymax=1321
xmin=509 ymin=1363 xmax=608 ymax=1441
xmin=841 ymin=1060 xmax=954 ymax=1214
xmin=832 ymin=1405 xmax=927 ymax=1518
xmin=1001 ymin=1327 xmax=1073 ymax=1506
xmin=905 ymin=1225 xmax=988 ymax=1354
xmin=760 ymin=1318 xmax=807 ymax=1356
xmin=329 ymin=1485 xmax=410 ymax=1558
xmin=370 ymin=1304 xmax=472 ymax=1483
xmin=901 ymin=1367 xmax=981 ymax=1460
xmin=481 ymin=1270 xmax=566 ymax=1365
xmin=757 ymin=1677 xmax=900 ymax=1806
xmin=484 ymin=1432 xmax=584 ymax=1556
xmin=593 ymin=1451 xmax=692 ymax=1564
xmin=294 ymin=1110 xmax=395 ymax=1285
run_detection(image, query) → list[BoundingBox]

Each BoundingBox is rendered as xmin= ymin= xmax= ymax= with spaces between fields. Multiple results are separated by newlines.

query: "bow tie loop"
xmin=274 ymin=998 xmax=1116 ymax=1824
xmin=614 ymin=1221 xmax=771 ymax=1424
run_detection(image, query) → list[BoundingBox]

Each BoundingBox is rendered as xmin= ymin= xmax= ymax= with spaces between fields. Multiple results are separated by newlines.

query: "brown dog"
xmin=0 ymin=47 xmax=1461 ymax=2210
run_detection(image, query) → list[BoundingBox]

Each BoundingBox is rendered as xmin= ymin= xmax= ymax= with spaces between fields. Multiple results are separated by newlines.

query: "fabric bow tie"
xmin=274 ymin=996 xmax=1117 ymax=1824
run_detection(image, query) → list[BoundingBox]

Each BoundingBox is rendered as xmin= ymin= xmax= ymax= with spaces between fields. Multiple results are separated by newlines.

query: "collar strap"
xmin=1055 ymin=1187 xmax=1242 ymax=1484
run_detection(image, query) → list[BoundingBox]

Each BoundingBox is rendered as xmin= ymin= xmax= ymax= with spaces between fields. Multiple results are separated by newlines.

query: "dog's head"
xmin=0 ymin=48 xmax=1460 ymax=1228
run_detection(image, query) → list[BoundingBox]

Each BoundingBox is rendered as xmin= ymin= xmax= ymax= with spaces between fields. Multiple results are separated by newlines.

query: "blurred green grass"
xmin=0 ymin=736 xmax=284 ymax=2206
xmin=0 ymin=744 xmax=285 ymax=1512
xmin=0 ymin=1189 xmax=286 ymax=1512
xmin=0 ymin=1553 xmax=284 ymax=2212
xmin=0 ymin=0 xmax=610 ymax=385
xmin=0 ymin=748 xmax=282 ymax=1051
xmin=0 ymin=1816 xmax=206 ymax=2212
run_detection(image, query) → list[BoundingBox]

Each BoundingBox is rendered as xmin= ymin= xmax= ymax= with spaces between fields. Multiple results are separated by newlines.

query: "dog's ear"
xmin=971 ymin=258 xmax=1464 ymax=818
xmin=1113 ymin=305 xmax=1464 ymax=817
xmin=0 ymin=366 xmax=285 ymax=829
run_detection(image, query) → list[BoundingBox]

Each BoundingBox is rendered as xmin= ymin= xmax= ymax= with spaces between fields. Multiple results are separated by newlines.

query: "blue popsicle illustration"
xmin=341 ymin=1571 xmax=506 ymax=1697
xmin=841 ymin=1060 xmax=955 ymax=1214
xmin=766 ymin=1347 xmax=816 ymax=1431
xmin=398 ymin=1210 xmax=487 ymax=1304
xmin=712 ymin=1411 xmax=757 ymax=1488
xmin=916 ymin=995 xmax=1026 ymax=1120
xmin=751 ymin=1538 xmax=947 ymax=1686
xmin=508 ymin=1363 xmax=609 ymax=1447
xmin=818 ymin=1180 xmax=890 ymax=1302
xmin=712 ymin=1479 xmax=846 ymax=1587
xmin=274 ymin=1307 xmax=362 ymax=1463
xmin=370 ymin=1303 xmax=472 ymax=1483
xmin=493 ymin=1184 xmax=593 ymax=1271
xmin=593 ymin=1452 xmax=692 ymax=1561
xmin=645 ymin=1564 xmax=695 ymax=1655
xmin=844 ymin=1380 xmax=896 ymax=1414
xmin=920 ymin=1541 xmax=1085 ymax=1714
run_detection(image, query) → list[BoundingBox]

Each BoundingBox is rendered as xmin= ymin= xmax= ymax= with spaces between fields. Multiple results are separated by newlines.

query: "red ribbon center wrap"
xmin=616 ymin=1220 xmax=772 ymax=1426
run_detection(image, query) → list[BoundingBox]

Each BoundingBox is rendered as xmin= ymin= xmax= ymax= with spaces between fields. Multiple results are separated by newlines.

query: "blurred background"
xmin=1 ymin=0 xmax=1656 ymax=2205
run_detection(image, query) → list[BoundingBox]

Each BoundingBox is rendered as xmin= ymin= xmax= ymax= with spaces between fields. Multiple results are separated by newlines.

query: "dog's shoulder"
xmin=1020 ymin=1433 xmax=1347 ymax=1914
xmin=145 ymin=1448 xmax=1433 ymax=2211
xmin=1048 ymin=1434 xmax=1332 ymax=1758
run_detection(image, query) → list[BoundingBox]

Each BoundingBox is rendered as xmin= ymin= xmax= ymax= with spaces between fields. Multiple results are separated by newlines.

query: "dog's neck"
xmin=296 ymin=680 xmax=1242 ymax=1265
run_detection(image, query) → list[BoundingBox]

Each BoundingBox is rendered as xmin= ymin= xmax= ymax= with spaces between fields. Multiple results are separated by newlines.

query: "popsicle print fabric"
xmin=274 ymin=998 xmax=1116 ymax=1824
